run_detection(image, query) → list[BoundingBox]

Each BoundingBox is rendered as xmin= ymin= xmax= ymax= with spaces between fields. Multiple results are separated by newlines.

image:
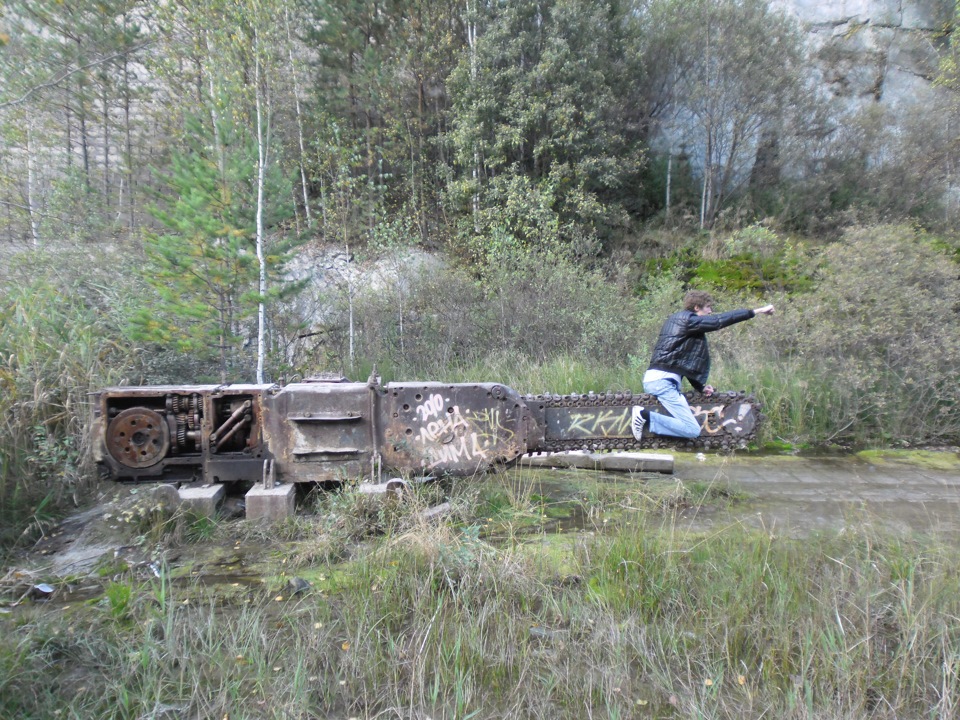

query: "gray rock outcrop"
xmin=774 ymin=0 xmax=952 ymax=112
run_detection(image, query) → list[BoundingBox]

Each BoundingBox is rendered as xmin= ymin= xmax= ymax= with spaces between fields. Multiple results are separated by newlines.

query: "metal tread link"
xmin=522 ymin=390 xmax=761 ymax=453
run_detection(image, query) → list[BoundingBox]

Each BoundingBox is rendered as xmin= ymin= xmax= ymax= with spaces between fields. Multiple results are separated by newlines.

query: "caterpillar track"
xmin=524 ymin=389 xmax=760 ymax=453
xmin=92 ymin=377 xmax=762 ymax=484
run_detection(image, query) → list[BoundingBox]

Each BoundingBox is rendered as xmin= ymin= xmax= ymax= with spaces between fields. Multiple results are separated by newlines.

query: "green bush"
xmin=788 ymin=225 xmax=960 ymax=444
xmin=708 ymin=225 xmax=960 ymax=446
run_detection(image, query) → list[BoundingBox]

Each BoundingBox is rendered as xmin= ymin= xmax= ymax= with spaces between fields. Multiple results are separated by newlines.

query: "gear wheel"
xmin=106 ymin=407 xmax=171 ymax=468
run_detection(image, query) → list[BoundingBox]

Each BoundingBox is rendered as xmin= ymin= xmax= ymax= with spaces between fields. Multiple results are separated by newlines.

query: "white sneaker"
xmin=631 ymin=406 xmax=646 ymax=440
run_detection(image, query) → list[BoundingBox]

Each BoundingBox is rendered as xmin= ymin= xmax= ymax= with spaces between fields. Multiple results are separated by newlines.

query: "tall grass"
xmin=716 ymin=359 xmax=848 ymax=447
xmin=440 ymin=351 xmax=646 ymax=396
xmin=0 ymin=252 xmax=134 ymax=545
xmin=4 ymin=478 xmax=960 ymax=719
xmin=591 ymin=517 xmax=960 ymax=717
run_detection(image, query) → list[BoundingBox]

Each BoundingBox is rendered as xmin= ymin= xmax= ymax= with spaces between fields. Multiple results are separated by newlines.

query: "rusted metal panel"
xmin=377 ymin=383 xmax=533 ymax=475
xmin=93 ymin=380 xmax=762 ymax=484
xmin=94 ymin=384 xmax=268 ymax=483
xmin=261 ymin=381 xmax=374 ymax=484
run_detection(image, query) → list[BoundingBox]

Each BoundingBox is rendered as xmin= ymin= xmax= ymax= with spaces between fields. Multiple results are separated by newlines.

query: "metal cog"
xmin=106 ymin=407 xmax=171 ymax=468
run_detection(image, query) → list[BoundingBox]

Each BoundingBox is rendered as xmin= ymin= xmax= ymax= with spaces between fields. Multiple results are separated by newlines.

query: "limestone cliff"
xmin=773 ymin=0 xmax=952 ymax=111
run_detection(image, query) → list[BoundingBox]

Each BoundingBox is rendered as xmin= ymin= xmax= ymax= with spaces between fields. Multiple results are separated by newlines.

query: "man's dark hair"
xmin=683 ymin=290 xmax=714 ymax=312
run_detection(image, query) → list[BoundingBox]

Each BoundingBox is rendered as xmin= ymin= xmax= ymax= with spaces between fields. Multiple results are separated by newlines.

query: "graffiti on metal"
xmin=690 ymin=402 xmax=756 ymax=437
xmin=408 ymin=392 xmax=518 ymax=470
xmin=546 ymin=407 xmax=632 ymax=439
xmin=545 ymin=401 xmax=757 ymax=441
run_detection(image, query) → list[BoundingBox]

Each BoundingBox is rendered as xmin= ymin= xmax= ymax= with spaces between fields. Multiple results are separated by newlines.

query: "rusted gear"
xmin=523 ymin=390 xmax=763 ymax=453
xmin=106 ymin=407 xmax=171 ymax=468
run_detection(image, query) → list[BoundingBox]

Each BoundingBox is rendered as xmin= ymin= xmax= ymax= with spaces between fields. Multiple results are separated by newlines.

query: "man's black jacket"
xmin=647 ymin=308 xmax=754 ymax=392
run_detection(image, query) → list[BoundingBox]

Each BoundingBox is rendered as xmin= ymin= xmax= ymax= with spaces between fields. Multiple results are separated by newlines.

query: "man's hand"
xmin=754 ymin=304 xmax=775 ymax=315
xmin=703 ymin=385 xmax=714 ymax=397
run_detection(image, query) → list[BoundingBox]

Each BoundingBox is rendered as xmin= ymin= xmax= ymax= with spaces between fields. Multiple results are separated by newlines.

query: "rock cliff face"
xmin=773 ymin=0 xmax=952 ymax=112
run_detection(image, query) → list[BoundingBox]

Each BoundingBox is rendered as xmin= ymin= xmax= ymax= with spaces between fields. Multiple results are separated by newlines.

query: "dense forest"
xmin=3 ymin=0 xmax=960 ymax=532
xmin=3 ymin=0 xmax=955 ymax=248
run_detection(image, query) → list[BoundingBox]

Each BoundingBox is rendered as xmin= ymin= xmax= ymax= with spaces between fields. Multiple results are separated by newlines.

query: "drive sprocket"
xmin=106 ymin=407 xmax=171 ymax=468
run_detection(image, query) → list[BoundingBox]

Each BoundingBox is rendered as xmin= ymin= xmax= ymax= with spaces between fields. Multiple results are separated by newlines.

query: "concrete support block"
xmin=521 ymin=451 xmax=674 ymax=474
xmin=178 ymin=483 xmax=226 ymax=517
xmin=245 ymin=482 xmax=296 ymax=521
xmin=152 ymin=483 xmax=181 ymax=510
xmin=521 ymin=452 xmax=593 ymax=470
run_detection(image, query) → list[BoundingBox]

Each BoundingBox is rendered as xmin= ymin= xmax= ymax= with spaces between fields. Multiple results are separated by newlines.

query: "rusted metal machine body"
xmin=92 ymin=377 xmax=760 ymax=483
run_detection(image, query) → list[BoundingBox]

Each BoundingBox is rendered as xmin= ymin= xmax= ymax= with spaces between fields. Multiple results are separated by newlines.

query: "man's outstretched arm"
xmin=701 ymin=304 xmax=775 ymax=396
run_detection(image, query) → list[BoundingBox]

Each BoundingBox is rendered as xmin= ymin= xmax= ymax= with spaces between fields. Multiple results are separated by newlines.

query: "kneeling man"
xmin=633 ymin=290 xmax=774 ymax=439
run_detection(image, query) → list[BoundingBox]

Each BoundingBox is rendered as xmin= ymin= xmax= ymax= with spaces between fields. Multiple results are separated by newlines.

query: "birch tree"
xmin=284 ymin=7 xmax=312 ymax=230
xmin=635 ymin=0 xmax=806 ymax=228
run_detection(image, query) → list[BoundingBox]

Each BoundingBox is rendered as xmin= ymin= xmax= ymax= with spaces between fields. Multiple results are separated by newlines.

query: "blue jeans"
xmin=642 ymin=376 xmax=702 ymax=439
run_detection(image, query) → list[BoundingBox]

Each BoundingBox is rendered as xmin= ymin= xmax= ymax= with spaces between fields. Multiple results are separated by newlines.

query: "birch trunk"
xmin=665 ymin=152 xmax=672 ymax=217
xmin=76 ymin=38 xmax=91 ymax=187
xmin=26 ymin=123 xmax=40 ymax=246
xmin=254 ymin=38 xmax=270 ymax=385
xmin=285 ymin=8 xmax=312 ymax=229
xmin=467 ymin=0 xmax=480 ymax=231
xmin=123 ymin=35 xmax=135 ymax=235
xmin=102 ymin=80 xmax=110 ymax=211
xmin=345 ymin=240 xmax=355 ymax=371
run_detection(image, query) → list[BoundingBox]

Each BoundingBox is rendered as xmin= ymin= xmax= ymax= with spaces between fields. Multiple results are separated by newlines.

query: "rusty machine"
xmin=92 ymin=376 xmax=761 ymax=484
